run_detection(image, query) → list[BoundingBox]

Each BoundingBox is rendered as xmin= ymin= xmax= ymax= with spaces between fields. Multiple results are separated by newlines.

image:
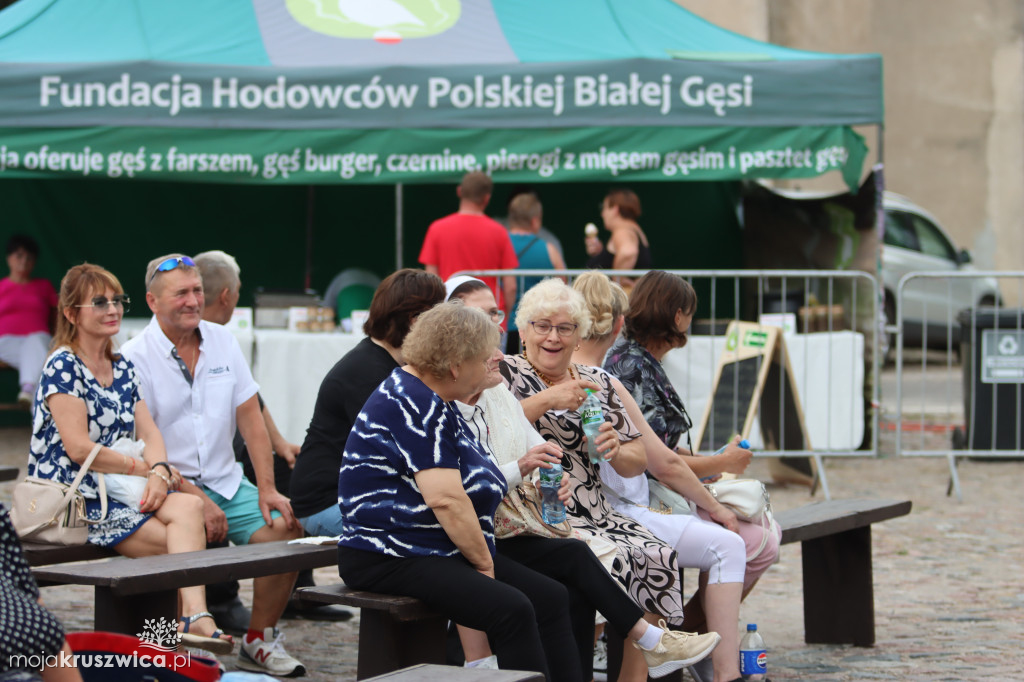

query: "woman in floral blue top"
xmin=26 ymin=263 xmax=232 ymax=653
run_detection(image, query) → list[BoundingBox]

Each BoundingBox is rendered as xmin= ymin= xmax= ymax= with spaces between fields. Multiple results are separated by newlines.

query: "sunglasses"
xmin=75 ymin=295 xmax=130 ymax=313
xmin=148 ymin=256 xmax=196 ymax=286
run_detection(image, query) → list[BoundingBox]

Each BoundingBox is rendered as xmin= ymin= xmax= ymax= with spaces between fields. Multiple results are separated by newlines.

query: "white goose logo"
xmin=288 ymin=0 xmax=460 ymax=43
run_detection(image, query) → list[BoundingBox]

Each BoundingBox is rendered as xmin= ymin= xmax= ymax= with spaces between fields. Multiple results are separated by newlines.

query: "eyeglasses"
xmin=75 ymin=295 xmax=130 ymax=313
xmin=148 ymin=256 xmax=195 ymax=286
xmin=488 ymin=309 xmax=506 ymax=324
xmin=529 ymin=320 xmax=578 ymax=337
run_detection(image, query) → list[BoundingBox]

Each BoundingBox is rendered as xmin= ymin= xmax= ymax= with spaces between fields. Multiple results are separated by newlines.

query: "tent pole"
xmin=304 ymin=185 xmax=315 ymax=291
xmin=395 ymin=183 xmax=404 ymax=270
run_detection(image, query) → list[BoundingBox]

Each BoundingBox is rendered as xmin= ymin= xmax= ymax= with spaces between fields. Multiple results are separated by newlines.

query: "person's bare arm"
xmin=610 ymin=229 xmax=639 ymax=270
xmin=237 ymin=394 xmax=295 ymax=528
xmin=424 ymin=264 xmax=439 ymax=275
xmin=609 ymin=376 xmax=738 ymax=532
xmin=262 ymin=403 xmax=300 ymax=467
xmin=415 ymin=468 xmax=494 ymax=577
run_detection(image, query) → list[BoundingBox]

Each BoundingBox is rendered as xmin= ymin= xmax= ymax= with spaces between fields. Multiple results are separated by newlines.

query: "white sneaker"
xmin=238 ymin=627 xmax=306 ymax=678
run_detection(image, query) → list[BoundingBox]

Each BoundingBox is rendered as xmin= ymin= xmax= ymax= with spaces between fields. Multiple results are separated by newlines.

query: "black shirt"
xmin=288 ymin=336 xmax=398 ymax=519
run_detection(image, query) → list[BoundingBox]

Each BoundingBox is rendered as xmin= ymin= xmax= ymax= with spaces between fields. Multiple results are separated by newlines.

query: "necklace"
xmin=521 ymin=351 xmax=577 ymax=387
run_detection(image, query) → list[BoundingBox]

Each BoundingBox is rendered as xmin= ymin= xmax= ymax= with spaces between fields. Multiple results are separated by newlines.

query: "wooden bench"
xmin=0 ymin=464 xmax=19 ymax=481
xmin=298 ymin=498 xmax=911 ymax=680
xmin=33 ymin=540 xmax=338 ymax=634
xmin=365 ymin=664 xmax=542 ymax=681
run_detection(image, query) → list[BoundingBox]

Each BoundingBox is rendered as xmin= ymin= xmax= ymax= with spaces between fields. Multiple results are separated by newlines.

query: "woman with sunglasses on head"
xmin=594 ymin=270 xmax=780 ymax=682
xmin=24 ymin=263 xmax=233 ymax=654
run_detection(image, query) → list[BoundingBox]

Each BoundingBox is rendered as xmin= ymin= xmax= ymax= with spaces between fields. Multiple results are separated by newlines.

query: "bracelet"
xmin=127 ymin=457 xmax=136 ymax=476
xmin=147 ymin=469 xmax=171 ymax=486
xmin=152 ymin=462 xmax=173 ymax=475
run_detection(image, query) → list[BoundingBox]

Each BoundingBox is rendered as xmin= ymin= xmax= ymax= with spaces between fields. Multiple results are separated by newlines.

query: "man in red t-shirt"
xmin=418 ymin=172 xmax=518 ymax=321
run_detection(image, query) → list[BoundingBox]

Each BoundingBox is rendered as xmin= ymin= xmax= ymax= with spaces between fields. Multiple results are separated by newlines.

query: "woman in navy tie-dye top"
xmin=337 ymin=302 xmax=581 ymax=680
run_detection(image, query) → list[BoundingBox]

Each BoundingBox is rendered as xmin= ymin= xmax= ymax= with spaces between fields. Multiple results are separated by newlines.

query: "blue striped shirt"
xmin=338 ymin=368 xmax=508 ymax=558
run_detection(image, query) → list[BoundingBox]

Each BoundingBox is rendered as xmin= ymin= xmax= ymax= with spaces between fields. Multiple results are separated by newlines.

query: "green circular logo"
xmin=286 ymin=0 xmax=461 ymax=43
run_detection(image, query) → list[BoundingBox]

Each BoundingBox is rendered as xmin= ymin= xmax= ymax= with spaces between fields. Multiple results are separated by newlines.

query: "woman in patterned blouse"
xmin=26 ymin=263 xmax=232 ymax=654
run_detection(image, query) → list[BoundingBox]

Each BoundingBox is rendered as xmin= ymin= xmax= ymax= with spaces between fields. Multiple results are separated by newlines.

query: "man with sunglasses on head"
xmin=121 ymin=254 xmax=306 ymax=678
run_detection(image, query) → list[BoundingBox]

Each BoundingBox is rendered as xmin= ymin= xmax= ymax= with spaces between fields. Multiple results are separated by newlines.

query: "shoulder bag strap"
xmin=62 ymin=443 xmax=108 ymax=523
xmin=516 ymin=235 xmax=541 ymax=259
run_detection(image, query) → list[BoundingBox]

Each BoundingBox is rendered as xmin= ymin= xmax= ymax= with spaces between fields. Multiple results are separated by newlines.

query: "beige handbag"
xmin=11 ymin=443 xmax=108 ymax=545
xmin=494 ymin=483 xmax=573 ymax=540
xmin=704 ymin=478 xmax=779 ymax=561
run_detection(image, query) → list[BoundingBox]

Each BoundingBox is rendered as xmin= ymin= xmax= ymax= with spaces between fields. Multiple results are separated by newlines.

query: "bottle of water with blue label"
xmin=539 ymin=462 xmax=565 ymax=525
xmin=739 ymin=623 xmax=767 ymax=681
xmin=579 ymin=389 xmax=605 ymax=463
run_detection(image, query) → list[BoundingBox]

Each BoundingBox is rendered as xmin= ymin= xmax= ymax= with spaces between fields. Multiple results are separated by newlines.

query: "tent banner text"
xmin=0 ymin=124 xmax=868 ymax=190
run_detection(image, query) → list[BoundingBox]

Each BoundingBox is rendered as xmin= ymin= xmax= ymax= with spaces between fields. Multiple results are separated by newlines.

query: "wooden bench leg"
xmin=356 ymin=611 xmax=447 ymax=680
xmin=801 ymin=526 xmax=875 ymax=646
xmin=94 ymin=587 xmax=178 ymax=636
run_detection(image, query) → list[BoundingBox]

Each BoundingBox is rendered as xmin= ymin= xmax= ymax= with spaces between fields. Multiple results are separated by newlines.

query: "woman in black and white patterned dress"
xmin=499 ymin=278 xmax=685 ymax=682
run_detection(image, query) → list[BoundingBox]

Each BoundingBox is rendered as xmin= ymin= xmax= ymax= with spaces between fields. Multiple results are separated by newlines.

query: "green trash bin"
xmin=957 ymin=308 xmax=1024 ymax=451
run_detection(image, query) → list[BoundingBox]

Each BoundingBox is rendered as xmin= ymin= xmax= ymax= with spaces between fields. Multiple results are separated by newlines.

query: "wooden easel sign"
xmin=692 ymin=321 xmax=815 ymax=483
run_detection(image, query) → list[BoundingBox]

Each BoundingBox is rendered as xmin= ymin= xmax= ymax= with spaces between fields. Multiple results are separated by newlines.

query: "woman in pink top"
xmin=0 ymin=234 xmax=57 ymax=405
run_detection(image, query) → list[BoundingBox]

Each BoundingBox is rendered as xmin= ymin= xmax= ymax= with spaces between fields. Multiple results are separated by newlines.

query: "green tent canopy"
xmin=0 ymin=0 xmax=882 ymax=190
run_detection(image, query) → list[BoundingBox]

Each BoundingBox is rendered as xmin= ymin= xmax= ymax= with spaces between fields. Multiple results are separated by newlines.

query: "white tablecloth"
xmin=252 ymin=330 xmax=364 ymax=444
xmin=119 ymin=321 xmax=864 ymax=452
xmin=662 ymin=331 xmax=864 ymax=451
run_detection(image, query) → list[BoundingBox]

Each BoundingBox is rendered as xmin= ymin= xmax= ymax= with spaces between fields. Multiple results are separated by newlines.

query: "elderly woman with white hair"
xmin=447 ymin=277 xmax=721 ymax=680
xmin=500 ymin=278 xmax=694 ymax=682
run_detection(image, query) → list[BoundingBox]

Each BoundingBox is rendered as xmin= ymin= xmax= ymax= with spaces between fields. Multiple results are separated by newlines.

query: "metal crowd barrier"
xmin=462 ymin=268 xmax=882 ymax=501
xmin=893 ymin=271 xmax=1024 ymax=500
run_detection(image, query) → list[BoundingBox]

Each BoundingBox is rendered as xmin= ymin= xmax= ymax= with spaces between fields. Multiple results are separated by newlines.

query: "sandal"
xmin=178 ymin=611 xmax=234 ymax=655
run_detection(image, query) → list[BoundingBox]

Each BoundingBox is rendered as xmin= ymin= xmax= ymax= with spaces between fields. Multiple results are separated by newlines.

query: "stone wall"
xmin=676 ymin=0 xmax=1024 ymax=295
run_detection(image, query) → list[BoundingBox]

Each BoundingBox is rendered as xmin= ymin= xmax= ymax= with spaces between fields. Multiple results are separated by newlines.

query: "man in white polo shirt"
xmin=121 ymin=254 xmax=305 ymax=678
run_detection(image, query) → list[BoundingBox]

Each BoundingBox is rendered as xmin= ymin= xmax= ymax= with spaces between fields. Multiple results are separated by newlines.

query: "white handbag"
xmin=703 ymin=479 xmax=770 ymax=522
xmin=102 ymin=437 xmax=147 ymax=510
xmin=704 ymin=478 xmax=779 ymax=561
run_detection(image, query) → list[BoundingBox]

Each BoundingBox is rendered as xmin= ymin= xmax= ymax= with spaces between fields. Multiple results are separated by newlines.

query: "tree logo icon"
xmin=137 ymin=617 xmax=183 ymax=653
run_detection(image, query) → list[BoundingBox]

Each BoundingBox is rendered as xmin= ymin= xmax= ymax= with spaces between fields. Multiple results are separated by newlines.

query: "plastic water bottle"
xmin=715 ymin=438 xmax=751 ymax=455
xmin=539 ymin=462 xmax=565 ymax=524
xmin=739 ymin=623 xmax=767 ymax=681
xmin=701 ymin=439 xmax=751 ymax=481
xmin=579 ymin=390 xmax=605 ymax=463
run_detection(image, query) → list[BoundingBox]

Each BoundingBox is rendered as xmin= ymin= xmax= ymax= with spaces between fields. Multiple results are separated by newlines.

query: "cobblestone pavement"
xmin=3 ymin=424 xmax=1022 ymax=681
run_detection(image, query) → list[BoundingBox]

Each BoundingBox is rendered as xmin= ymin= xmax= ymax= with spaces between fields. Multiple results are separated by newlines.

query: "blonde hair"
xmin=514 ymin=277 xmax=591 ymax=339
xmin=53 ymin=263 xmax=124 ymax=360
xmin=573 ymin=271 xmax=628 ymax=340
xmin=403 ymin=301 xmax=499 ymax=379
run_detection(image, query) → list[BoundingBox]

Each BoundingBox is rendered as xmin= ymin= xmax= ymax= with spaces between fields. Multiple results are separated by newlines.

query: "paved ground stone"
xmin=3 ymin=423 xmax=1022 ymax=680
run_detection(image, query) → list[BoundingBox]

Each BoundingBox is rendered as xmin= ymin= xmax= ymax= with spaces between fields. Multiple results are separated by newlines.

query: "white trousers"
xmin=0 ymin=332 xmax=51 ymax=390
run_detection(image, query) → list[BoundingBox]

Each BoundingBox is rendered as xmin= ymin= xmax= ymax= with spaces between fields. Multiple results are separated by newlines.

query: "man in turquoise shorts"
xmin=122 ymin=253 xmax=306 ymax=678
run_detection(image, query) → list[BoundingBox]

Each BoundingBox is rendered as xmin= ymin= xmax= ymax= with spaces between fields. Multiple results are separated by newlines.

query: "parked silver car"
xmin=881 ymin=192 xmax=1002 ymax=361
